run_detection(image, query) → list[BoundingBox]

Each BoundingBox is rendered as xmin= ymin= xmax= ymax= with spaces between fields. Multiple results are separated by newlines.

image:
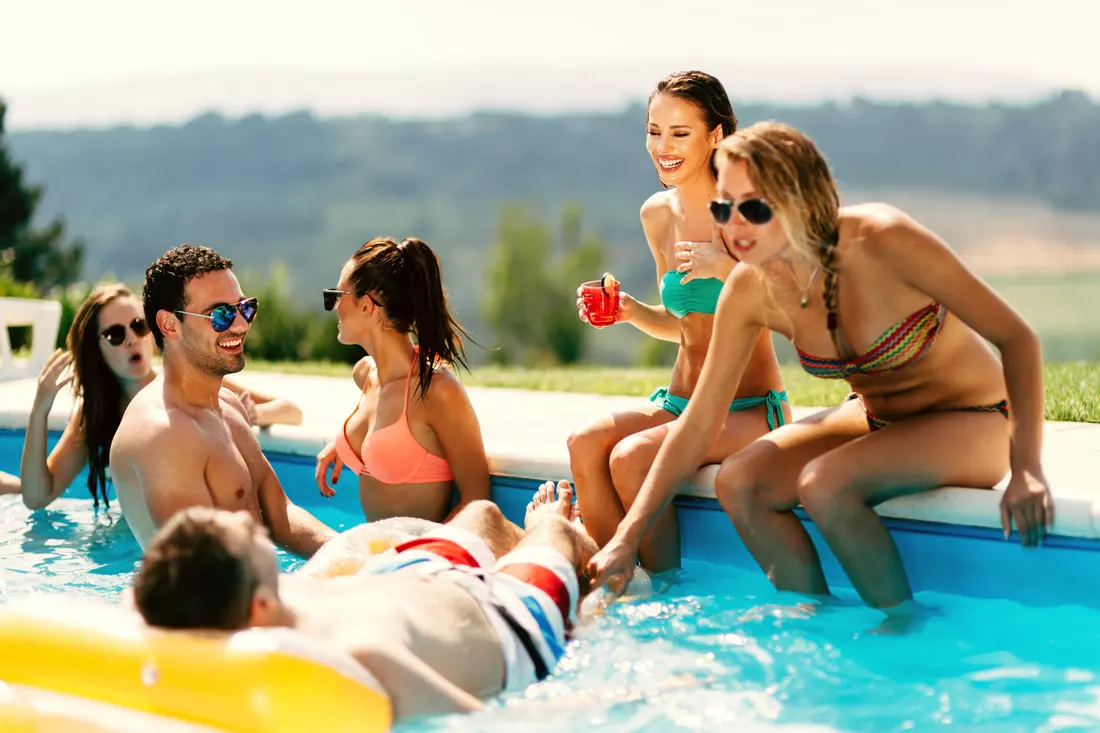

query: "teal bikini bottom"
xmin=649 ymin=387 xmax=789 ymax=431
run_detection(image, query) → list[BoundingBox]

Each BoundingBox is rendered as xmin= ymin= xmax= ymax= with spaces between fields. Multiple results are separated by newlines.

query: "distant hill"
xmin=8 ymin=90 xmax=1100 ymax=358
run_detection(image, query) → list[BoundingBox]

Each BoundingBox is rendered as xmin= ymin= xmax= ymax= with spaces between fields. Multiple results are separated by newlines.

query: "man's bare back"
xmin=283 ymin=486 xmax=594 ymax=717
xmin=281 ymin=572 xmax=507 ymax=700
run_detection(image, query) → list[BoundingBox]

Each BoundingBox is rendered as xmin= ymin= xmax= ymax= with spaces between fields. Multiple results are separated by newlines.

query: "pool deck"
xmin=1 ymin=370 xmax=1097 ymax=540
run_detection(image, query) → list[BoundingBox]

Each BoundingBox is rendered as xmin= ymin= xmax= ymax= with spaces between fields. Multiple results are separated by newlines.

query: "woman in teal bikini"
xmin=589 ymin=121 xmax=1051 ymax=611
xmin=568 ymin=71 xmax=790 ymax=573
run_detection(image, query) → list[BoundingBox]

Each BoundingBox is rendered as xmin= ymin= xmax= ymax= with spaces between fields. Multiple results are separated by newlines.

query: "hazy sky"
xmin=3 ymin=0 xmax=1097 ymax=128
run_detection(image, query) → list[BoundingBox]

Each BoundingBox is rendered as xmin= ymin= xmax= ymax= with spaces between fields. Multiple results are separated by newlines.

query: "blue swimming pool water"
xmin=0 ymin=430 xmax=366 ymax=603
xmin=3 ymin=428 xmax=1100 ymax=732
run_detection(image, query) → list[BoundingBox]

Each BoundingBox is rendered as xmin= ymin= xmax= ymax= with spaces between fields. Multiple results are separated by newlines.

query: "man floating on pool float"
xmin=110 ymin=244 xmax=336 ymax=558
xmin=131 ymin=482 xmax=594 ymax=723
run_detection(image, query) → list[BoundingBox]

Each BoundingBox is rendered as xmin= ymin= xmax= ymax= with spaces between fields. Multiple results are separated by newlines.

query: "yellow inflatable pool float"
xmin=0 ymin=519 xmax=446 ymax=732
xmin=0 ymin=596 xmax=391 ymax=733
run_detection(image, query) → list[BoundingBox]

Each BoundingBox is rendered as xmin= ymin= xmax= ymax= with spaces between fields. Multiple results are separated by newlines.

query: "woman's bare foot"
xmin=525 ymin=480 xmax=575 ymax=531
xmin=868 ymin=600 xmax=941 ymax=636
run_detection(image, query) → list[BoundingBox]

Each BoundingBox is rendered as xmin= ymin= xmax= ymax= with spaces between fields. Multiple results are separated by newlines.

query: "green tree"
xmin=544 ymin=204 xmax=606 ymax=364
xmin=482 ymin=202 xmax=606 ymax=365
xmin=0 ymin=99 xmax=84 ymax=290
xmin=238 ymin=261 xmax=361 ymax=365
xmin=238 ymin=263 xmax=310 ymax=362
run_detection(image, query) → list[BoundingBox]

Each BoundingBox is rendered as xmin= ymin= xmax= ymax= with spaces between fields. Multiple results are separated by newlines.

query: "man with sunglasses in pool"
xmin=110 ymin=245 xmax=337 ymax=558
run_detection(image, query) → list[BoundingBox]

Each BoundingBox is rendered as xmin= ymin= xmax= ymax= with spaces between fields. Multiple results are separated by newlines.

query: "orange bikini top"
xmin=334 ymin=350 xmax=454 ymax=485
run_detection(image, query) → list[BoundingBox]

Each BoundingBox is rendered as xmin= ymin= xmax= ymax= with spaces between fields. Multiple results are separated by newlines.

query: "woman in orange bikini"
xmin=314 ymin=237 xmax=491 ymax=522
xmin=590 ymin=121 xmax=1052 ymax=612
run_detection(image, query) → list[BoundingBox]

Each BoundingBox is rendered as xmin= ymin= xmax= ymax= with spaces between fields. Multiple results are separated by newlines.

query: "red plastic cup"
xmin=581 ymin=279 xmax=620 ymax=327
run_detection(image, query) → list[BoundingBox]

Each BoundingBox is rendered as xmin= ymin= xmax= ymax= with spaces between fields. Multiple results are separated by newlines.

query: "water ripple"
xmin=4 ymin=493 xmax=1100 ymax=733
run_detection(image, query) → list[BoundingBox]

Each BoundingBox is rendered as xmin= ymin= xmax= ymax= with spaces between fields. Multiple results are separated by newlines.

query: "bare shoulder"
xmin=218 ymin=386 xmax=248 ymax=420
xmin=113 ymin=388 xmax=167 ymax=444
xmin=722 ymin=262 xmax=772 ymax=327
xmin=352 ymin=356 xmax=377 ymax=391
xmin=842 ymin=203 xmax=921 ymax=245
xmin=111 ymin=397 xmax=201 ymax=466
xmin=726 ymin=260 xmax=769 ymax=302
xmin=640 ymin=192 xmax=675 ymax=264
xmin=422 ymin=367 xmax=470 ymax=411
xmin=640 ymin=190 xmax=674 ymax=225
xmin=842 ymin=202 xmax=947 ymax=266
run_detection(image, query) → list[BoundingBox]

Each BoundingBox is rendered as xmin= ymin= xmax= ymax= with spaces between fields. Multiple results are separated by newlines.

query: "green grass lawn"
xmin=248 ymin=360 xmax=1100 ymax=423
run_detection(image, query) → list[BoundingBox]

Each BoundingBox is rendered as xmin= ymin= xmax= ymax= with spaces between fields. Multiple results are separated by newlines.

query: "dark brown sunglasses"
xmin=100 ymin=318 xmax=150 ymax=347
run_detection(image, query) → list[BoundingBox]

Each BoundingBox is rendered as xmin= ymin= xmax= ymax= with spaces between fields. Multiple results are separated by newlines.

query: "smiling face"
xmin=95 ymin=295 xmax=155 ymax=384
xmin=646 ymin=92 xmax=721 ymax=187
xmin=176 ymin=269 xmax=251 ymax=375
xmin=714 ymin=157 xmax=789 ymax=265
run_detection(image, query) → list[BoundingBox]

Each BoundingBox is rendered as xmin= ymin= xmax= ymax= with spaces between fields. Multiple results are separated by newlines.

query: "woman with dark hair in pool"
xmin=313 ymin=237 xmax=491 ymax=522
xmin=568 ymin=71 xmax=789 ymax=573
xmin=590 ymin=121 xmax=1050 ymax=611
xmin=6 ymin=283 xmax=302 ymax=510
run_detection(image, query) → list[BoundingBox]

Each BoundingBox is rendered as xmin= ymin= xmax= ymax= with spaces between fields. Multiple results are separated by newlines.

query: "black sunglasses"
xmin=100 ymin=318 xmax=150 ymax=347
xmin=323 ymin=289 xmax=380 ymax=312
xmin=323 ymin=289 xmax=352 ymax=312
xmin=174 ymin=297 xmax=258 ymax=333
xmin=709 ymin=197 xmax=774 ymax=226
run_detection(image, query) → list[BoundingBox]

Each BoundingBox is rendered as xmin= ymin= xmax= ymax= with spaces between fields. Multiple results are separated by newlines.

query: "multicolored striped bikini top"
xmin=797 ymin=302 xmax=946 ymax=379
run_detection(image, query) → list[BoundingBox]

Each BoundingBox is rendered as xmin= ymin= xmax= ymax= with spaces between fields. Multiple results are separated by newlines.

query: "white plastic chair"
xmin=0 ymin=297 xmax=62 ymax=382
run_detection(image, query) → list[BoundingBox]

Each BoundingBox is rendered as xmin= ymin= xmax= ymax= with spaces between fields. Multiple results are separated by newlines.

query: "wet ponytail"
xmin=397 ymin=238 xmax=471 ymax=398
xmin=347 ymin=237 xmax=473 ymax=400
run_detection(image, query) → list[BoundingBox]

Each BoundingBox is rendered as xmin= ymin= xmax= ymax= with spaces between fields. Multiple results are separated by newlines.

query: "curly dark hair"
xmin=142 ymin=245 xmax=234 ymax=348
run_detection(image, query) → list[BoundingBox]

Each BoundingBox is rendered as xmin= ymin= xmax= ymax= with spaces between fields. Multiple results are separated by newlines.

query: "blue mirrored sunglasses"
xmin=175 ymin=297 xmax=258 ymax=333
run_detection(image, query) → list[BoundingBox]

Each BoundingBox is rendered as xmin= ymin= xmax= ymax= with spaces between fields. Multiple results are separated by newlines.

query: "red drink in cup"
xmin=581 ymin=273 xmax=620 ymax=327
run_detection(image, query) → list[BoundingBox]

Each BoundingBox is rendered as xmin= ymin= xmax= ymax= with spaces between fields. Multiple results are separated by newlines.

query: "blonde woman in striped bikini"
xmin=589 ymin=121 xmax=1051 ymax=613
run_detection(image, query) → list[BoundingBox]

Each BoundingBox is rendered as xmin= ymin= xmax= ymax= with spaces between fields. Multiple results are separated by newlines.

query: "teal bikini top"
xmin=658 ymin=270 xmax=724 ymax=318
